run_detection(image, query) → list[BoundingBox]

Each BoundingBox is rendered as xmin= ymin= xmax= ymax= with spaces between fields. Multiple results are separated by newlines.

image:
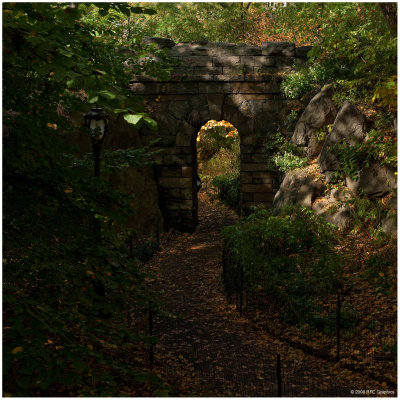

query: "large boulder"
xmin=273 ymin=167 xmax=324 ymax=209
xmin=291 ymin=84 xmax=337 ymax=158
xmin=345 ymin=162 xmax=397 ymax=198
xmin=318 ymin=101 xmax=367 ymax=173
xmin=312 ymin=199 xmax=352 ymax=230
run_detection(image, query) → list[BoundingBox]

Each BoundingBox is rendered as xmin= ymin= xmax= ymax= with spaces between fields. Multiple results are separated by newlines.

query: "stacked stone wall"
xmin=130 ymin=39 xmax=311 ymax=231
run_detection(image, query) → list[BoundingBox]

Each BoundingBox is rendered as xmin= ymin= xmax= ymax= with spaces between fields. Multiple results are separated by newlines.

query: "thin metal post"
xmin=277 ymin=354 xmax=282 ymax=397
xmin=239 ymin=263 xmax=243 ymax=317
xmin=336 ymin=291 xmax=341 ymax=361
xmin=149 ymin=301 xmax=154 ymax=370
xmin=93 ymin=142 xmax=101 ymax=177
xmin=155 ymin=216 xmax=160 ymax=248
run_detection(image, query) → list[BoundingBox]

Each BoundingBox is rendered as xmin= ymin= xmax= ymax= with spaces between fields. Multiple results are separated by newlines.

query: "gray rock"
xmin=326 ymin=186 xmax=354 ymax=202
xmin=312 ymin=200 xmax=352 ymax=229
xmin=376 ymin=211 xmax=397 ymax=236
xmin=291 ymin=84 xmax=337 ymax=158
xmin=345 ymin=162 xmax=397 ymax=198
xmin=273 ymin=167 xmax=324 ymax=209
xmin=318 ymin=101 xmax=367 ymax=173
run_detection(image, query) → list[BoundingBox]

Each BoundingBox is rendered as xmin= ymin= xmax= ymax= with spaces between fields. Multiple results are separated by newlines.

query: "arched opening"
xmin=192 ymin=120 xmax=241 ymax=222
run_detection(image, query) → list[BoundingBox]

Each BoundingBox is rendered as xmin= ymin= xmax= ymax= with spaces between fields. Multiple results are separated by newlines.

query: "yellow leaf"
xmin=64 ymin=187 xmax=73 ymax=194
xmin=378 ymin=272 xmax=384 ymax=277
xmin=11 ymin=346 xmax=24 ymax=354
xmin=88 ymin=344 xmax=93 ymax=350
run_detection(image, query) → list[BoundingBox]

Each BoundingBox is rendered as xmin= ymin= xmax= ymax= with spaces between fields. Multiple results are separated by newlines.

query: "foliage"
xmin=129 ymin=2 xmax=264 ymax=43
xmin=197 ymin=120 xmax=239 ymax=162
xmin=331 ymin=129 xmax=397 ymax=182
xmin=3 ymin=3 xmax=173 ymax=396
xmin=271 ymin=151 xmax=309 ymax=173
xmin=211 ymin=173 xmax=241 ymax=213
xmin=272 ymin=3 xmax=397 ymax=110
xmin=281 ymin=62 xmax=341 ymax=99
xmin=265 ymin=132 xmax=308 ymax=173
xmin=222 ymin=205 xmax=345 ymax=326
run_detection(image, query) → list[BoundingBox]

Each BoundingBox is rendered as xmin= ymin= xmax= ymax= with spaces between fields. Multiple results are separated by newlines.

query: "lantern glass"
xmin=89 ymin=119 xmax=106 ymax=137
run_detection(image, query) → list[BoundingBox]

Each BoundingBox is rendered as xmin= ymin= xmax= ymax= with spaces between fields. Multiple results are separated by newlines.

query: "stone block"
xmin=232 ymin=82 xmax=265 ymax=94
xmin=165 ymin=200 xmax=193 ymax=210
xmin=213 ymin=56 xmax=241 ymax=66
xmin=241 ymin=172 xmax=253 ymax=183
xmin=253 ymin=178 xmax=273 ymax=184
xmin=262 ymin=42 xmax=295 ymax=56
xmin=167 ymin=82 xmax=200 ymax=94
xmin=242 ymin=192 xmax=254 ymax=201
xmin=207 ymin=94 xmax=224 ymax=120
xmin=183 ymin=56 xmax=214 ymax=67
xmin=163 ymin=154 xmax=192 ymax=166
xmin=160 ymin=166 xmax=182 ymax=177
xmin=181 ymin=188 xmax=193 ymax=199
xmin=242 ymin=183 xmax=273 ymax=193
xmin=199 ymin=82 xmax=233 ymax=94
xmin=181 ymin=166 xmax=193 ymax=178
xmin=143 ymin=37 xmax=175 ymax=49
xmin=251 ymin=56 xmax=277 ymax=67
xmin=241 ymin=163 xmax=268 ymax=172
xmin=175 ymin=131 xmax=192 ymax=147
xmin=159 ymin=177 xmax=192 ymax=188
xmin=241 ymin=134 xmax=257 ymax=145
xmin=252 ymin=171 xmax=275 ymax=179
xmin=229 ymin=46 xmax=262 ymax=56
xmin=253 ymin=192 xmax=275 ymax=201
xmin=263 ymin=81 xmax=281 ymax=94
xmin=296 ymin=46 xmax=313 ymax=58
xmin=241 ymin=153 xmax=269 ymax=163
xmin=168 ymin=101 xmax=191 ymax=119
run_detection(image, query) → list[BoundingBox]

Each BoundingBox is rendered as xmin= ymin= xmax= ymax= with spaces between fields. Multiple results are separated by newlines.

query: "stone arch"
xmin=130 ymin=38 xmax=311 ymax=231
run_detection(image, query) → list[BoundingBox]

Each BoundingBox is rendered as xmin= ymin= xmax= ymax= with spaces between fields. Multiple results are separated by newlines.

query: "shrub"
xmin=222 ymin=204 xmax=345 ymax=326
xmin=211 ymin=173 xmax=241 ymax=212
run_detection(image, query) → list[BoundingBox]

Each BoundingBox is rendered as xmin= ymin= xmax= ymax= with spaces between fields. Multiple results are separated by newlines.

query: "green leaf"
xmin=98 ymin=90 xmax=117 ymax=100
xmin=88 ymin=96 xmax=99 ymax=104
xmin=123 ymin=113 xmax=143 ymax=126
xmin=143 ymin=117 xmax=158 ymax=131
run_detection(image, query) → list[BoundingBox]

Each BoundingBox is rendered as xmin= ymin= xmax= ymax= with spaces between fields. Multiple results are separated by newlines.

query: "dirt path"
xmin=147 ymin=193 xmax=385 ymax=397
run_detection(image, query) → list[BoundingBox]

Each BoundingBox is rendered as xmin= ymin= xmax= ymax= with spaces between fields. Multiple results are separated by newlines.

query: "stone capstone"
xmin=291 ymin=84 xmax=337 ymax=159
xmin=143 ymin=37 xmax=176 ymax=49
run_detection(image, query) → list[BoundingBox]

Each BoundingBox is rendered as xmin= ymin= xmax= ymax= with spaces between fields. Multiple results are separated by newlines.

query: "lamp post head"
xmin=84 ymin=107 xmax=109 ymax=142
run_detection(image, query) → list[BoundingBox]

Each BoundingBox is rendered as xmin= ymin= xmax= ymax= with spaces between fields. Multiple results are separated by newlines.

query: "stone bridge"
xmin=130 ymin=38 xmax=311 ymax=231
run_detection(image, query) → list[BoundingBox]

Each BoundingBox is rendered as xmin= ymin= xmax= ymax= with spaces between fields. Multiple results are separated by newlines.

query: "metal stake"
xmin=277 ymin=354 xmax=282 ymax=397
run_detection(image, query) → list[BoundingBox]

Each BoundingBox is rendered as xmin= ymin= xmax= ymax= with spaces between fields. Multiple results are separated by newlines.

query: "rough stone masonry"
xmin=130 ymin=38 xmax=312 ymax=231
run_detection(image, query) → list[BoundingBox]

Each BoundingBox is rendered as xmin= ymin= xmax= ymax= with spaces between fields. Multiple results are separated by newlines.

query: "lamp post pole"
xmin=84 ymin=107 xmax=109 ymax=178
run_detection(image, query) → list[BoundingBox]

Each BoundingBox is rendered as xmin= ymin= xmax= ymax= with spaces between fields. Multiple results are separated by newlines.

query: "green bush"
xmin=211 ymin=173 xmax=241 ymax=212
xmin=281 ymin=61 xmax=343 ymax=99
xmin=222 ymin=205 xmax=345 ymax=326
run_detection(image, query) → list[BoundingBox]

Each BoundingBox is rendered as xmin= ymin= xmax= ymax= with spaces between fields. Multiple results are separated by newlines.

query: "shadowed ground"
xmin=145 ymin=192 xmax=389 ymax=397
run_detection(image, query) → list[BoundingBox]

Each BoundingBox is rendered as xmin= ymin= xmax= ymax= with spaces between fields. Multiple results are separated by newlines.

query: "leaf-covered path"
xmin=146 ymin=193 xmax=383 ymax=397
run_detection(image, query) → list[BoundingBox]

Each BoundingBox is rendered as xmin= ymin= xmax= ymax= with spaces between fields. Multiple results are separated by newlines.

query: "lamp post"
xmin=84 ymin=107 xmax=109 ymax=177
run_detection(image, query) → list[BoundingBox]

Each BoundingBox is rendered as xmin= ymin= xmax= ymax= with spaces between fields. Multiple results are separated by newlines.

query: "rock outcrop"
xmin=274 ymin=92 xmax=396 ymax=235
xmin=291 ymin=84 xmax=337 ymax=159
xmin=318 ymin=101 xmax=367 ymax=173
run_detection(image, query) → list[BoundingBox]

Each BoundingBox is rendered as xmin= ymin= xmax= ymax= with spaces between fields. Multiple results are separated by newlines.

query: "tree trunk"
xmin=380 ymin=3 xmax=397 ymax=36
